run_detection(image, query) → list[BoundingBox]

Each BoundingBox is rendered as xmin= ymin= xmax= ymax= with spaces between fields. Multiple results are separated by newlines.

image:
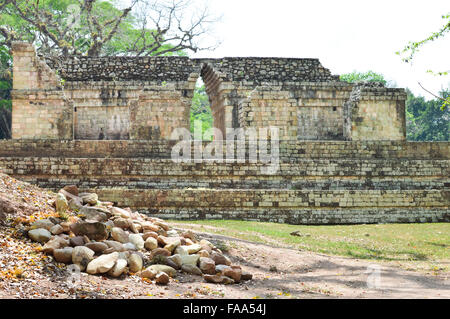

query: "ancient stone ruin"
xmin=0 ymin=41 xmax=448 ymax=224
xmin=9 ymin=42 xmax=406 ymax=141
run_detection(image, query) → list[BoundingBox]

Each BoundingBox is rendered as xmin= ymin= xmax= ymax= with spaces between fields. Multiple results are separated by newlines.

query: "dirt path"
xmin=177 ymin=228 xmax=450 ymax=299
xmin=1 ymin=225 xmax=448 ymax=299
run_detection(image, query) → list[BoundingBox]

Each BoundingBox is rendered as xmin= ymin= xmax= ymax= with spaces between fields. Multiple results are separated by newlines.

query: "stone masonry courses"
xmin=1 ymin=41 xmax=448 ymax=224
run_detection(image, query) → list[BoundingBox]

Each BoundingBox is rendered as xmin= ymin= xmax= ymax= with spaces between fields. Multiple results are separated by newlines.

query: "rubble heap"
xmin=25 ymin=185 xmax=252 ymax=285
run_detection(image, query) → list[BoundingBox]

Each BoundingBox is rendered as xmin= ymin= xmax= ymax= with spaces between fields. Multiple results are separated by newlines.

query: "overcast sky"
xmin=189 ymin=0 xmax=449 ymax=99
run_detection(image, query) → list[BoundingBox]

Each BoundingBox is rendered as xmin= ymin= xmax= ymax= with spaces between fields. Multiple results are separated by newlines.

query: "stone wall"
xmin=11 ymin=42 xmax=73 ymax=139
xmin=0 ymin=156 xmax=447 ymax=191
xmin=63 ymin=79 xmax=196 ymax=140
xmin=0 ymin=139 xmax=448 ymax=224
xmin=344 ymin=83 xmax=406 ymax=141
xmin=0 ymin=139 xmax=448 ymax=160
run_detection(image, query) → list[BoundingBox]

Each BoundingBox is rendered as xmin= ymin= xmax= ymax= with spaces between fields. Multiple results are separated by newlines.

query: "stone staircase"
xmin=0 ymin=140 xmax=448 ymax=224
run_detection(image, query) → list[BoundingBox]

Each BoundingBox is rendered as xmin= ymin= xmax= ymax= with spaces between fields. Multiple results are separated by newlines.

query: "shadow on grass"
xmin=425 ymin=241 xmax=449 ymax=248
xmin=346 ymin=248 xmax=429 ymax=262
xmin=176 ymin=223 xmax=436 ymax=263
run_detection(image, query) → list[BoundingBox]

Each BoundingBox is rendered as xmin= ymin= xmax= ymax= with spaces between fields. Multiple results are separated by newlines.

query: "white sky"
xmin=190 ymin=0 xmax=450 ymax=99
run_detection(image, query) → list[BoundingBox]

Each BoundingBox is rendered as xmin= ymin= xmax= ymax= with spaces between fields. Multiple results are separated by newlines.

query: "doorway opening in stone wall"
xmin=190 ymin=77 xmax=213 ymax=141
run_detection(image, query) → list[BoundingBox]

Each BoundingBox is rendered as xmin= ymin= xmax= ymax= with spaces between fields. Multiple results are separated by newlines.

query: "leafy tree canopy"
xmin=0 ymin=44 xmax=11 ymax=138
xmin=190 ymin=83 xmax=213 ymax=139
xmin=0 ymin=0 xmax=218 ymax=139
xmin=0 ymin=0 xmax=218 ymax=57
xmin=0 ymin=45 xmax=11 ymax=109
xmin=406 ymin=88 xmax=449 ymax=141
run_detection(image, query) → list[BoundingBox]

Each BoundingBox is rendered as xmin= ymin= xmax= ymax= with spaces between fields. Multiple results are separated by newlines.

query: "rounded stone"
xmin=55 ymin=193 xmax=69 ymax=214
xmin=144 ymin=237 xmax=158 ymax=251
xmin=63 ymin=185 xmax=79 ymax=196
xmin=110 ymin=207 xmax=131 ymax=219
xmin=30 ymin=219 xmax=54 ymax=231
xmin=215 ymin=264 xmax=231 ymax=273
xmin=80 ymin=193 xmax=98 ymax=205
xmin=210 ymin=251 xmax=231 ymax=266
xmin=140 ymin=268 xmax=157 ymax=279
xmin=223 ymin=266 xmax=242 ymax=282
xmin=143 ymin=231 xmax=158 ymax=241
xmin=149 ymin=248 xmax=171 ymax=260
xmin=181 ymin=264 xmax=203 ymax=276
xmin=155 ymin=272 xmax=170 ymax=285
xmin=203 ymin=274 xmax=234 ymax=285
xmin=28 ymin=228 xmax=52 ymax=243
xmin=123 ymin=242 xmax=137 ymax=251
xmin=176 ymin=244 xmax=201 ymax=255
xmin=174 ymin=246 xmax=189 ymax=256
xmin=198 ymin=250 xmax=210 ymax=258
xmin=104 ymin=240 xmax=125 ymax=252
xmin=86 ymin=252 xmax=119 ymax=274
xmin=166 ymin=254 xmax=182 ymax=268
xmin=70 ymin=221 xmax=109 ymax=241
xmin=199 ymin=257 xmax=216 ymax=275
xmin=129 ymin=233 xmax=144 ymax=250
xmin=113 ymin=218 xmax=131 ymax=229
xmin=42 ymin=236 xmax=69 ymax=254
xmin=146 ymin=264 xmax=176 ymax=277
xmin=53 ymin=247 xmax=74 ymax=263
xmin=85 ymin=241 xmax=108 ymax=254
xmin=72 ymin=246 xmax=95 ymax=271
xmin=50 ymin=224 xmax=64 ymax=235
xmin=108 ymin=259 xmax=128 ymax=277
xmin=111 ymin=227 xmax=129 ymax=243
xmin=164 ymin=239 xmax=181 ymax=253
xmin=68 ymin=198 xmax=83 ymax=210
xmin=200 ymin=239 xmax=214 ymax=253
xmin=69 ymin=236 xmax=86 ymax=247
xmin=128 ymin=253 xmax=143 ymax=273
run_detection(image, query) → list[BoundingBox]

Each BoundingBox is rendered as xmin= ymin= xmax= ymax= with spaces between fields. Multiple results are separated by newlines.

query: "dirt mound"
xmin=0 ymin=173 xmax=252 ymax=298
xmin=0 ymin=173 xmax=55 ymax=225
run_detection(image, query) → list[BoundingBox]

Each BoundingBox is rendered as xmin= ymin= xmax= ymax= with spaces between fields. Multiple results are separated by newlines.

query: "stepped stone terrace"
xmin=1 ymin=41 xmax=448 ymax=225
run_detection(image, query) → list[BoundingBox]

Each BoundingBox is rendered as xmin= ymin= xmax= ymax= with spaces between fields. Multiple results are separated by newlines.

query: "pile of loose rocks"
xmin=27 ymin=185 xmax=252 ymax=285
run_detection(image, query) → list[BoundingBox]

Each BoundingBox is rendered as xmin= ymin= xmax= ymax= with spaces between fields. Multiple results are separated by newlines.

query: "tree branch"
xmin=418 ymin=82 xmax=449 ymax=103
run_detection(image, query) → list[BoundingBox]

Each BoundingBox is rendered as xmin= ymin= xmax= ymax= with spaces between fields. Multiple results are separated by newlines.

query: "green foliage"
xmin=190 ymin=84 xmax=213 ymax=139
xmin=396 ymin=13 xmax=450 ymax=110
xmin=0 ymin=0 xmax=195 ymax=57
xmin=0 ymin=45 xmax=12 ymax=139
xmin=396 ymin=13 xmax=450 ymax=64
xmin=340 ymin=70 xmax=387 ymax=85
xmin=406 ymin=89 xmax=449 ymax=141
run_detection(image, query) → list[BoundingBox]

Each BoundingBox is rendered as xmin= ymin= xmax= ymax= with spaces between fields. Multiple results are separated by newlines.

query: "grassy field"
xmin=169 ymin=220 xmax=450 ymax=273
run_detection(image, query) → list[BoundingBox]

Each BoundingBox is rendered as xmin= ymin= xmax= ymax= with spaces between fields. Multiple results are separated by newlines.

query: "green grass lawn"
xmin=169 ymin=220 xmax=450 ymax=273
